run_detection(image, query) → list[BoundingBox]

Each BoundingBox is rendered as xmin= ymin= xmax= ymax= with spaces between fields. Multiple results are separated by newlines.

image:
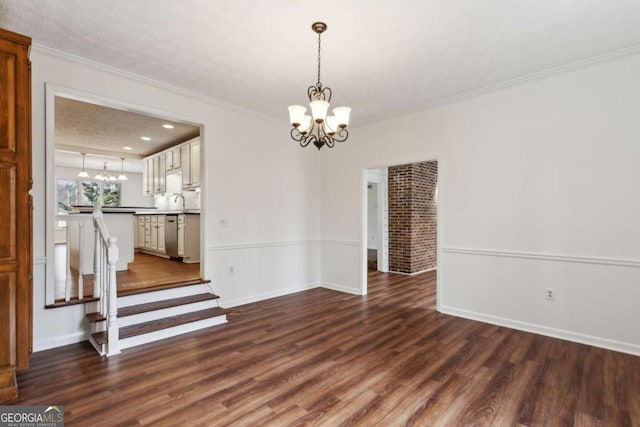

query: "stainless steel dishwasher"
xmin=165 ymin=215 xmax=179 ymax=258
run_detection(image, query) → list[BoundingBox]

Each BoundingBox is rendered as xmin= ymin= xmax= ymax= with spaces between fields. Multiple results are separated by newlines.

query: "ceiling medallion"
xmin=288 ymin=22 xmax=351 ymax=150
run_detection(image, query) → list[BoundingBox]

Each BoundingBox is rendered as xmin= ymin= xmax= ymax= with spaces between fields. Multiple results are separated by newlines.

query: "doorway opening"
xmin=45 ymin=84 xmax=206 ymax=306
xmin=361 ymin=161 xmax=439 ymax=302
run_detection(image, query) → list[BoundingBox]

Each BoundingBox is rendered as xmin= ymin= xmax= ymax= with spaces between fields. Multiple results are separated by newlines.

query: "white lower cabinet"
xmin=157 ymin=217 xmax=166 ymax=254
xmin=177 ymin=214 xmax=200 ymax=262
xmin=136 ymin=216 xmax=145 ymax=249
xmin=136 ymin=214 xmax=166 ymax=255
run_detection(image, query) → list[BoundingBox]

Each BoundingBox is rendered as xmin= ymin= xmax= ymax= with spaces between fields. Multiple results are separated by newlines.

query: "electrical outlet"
xmin=545 ymin=288 xmax=555 ymax=301
xmin=219 ymin=219 xmax=229 ymax=228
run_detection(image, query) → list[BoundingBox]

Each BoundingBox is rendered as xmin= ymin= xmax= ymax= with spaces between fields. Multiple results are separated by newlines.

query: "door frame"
xmin=360 ymin=158 xmax=442 ymax=311
xmin=44 ymin=83 xmax=206 ymax=305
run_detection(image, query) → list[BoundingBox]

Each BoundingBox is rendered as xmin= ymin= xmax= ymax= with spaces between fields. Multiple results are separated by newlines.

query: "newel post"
xmin=106 ymin=236 xmax=120 ymax=356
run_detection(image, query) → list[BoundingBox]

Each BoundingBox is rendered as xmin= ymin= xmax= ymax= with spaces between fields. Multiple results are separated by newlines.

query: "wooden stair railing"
xmin=89 ymin=206 xmax=120 ymax=356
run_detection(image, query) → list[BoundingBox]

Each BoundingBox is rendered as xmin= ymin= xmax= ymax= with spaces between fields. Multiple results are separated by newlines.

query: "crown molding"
xmin=32 ymin=41 xmax=640 ymax=129
xmin=31 ymin=43 xmax=281 ymax=125
xmin=356 ymin=43 xmax=640 ymax=127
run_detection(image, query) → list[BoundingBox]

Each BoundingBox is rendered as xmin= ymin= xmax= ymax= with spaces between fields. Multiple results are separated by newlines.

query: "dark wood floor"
xmin=18 ymin=270 xmax=640 ymax=426
xmin=54 ymin=244 xmax=201 ymax=302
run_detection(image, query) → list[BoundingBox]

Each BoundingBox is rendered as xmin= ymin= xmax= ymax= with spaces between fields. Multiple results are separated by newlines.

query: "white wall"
xmin=367 ymin=185 xmax=377 ymax=250
xmin=321 ymin=52 xmax=640 ymax=355
xmin=31 ymin=47 xmax=321 ymax=351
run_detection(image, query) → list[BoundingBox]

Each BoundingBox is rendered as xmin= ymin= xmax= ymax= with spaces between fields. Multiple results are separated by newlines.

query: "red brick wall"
xmin=388 ymin=161 xmax=438 ymax=273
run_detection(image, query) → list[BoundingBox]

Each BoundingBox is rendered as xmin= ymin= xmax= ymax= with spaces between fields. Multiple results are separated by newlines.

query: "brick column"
xmin=388 ymin=161 xmax=437 ymax=273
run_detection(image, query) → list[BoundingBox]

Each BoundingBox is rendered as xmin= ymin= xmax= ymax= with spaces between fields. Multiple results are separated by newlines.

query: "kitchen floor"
xmin=53 ymin=244 xmax=201 ymax=302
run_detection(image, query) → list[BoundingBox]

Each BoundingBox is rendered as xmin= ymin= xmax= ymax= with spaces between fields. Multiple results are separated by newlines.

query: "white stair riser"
xmin=118 ymin=300 xmax=218 ymax=327
xmin=119 ymin=315 xmax=228 ymax=350
xmin=88 ymin=336 xmax=105 ymax=356
xmin=118 ymin=283 xmax=214 ymax=307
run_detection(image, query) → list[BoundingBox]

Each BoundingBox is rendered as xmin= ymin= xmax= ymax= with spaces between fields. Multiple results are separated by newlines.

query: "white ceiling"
xmin=55 ymin=97 xmax=200 ymax=157
xmin=2 ymin=1 xmax=640 ymax=125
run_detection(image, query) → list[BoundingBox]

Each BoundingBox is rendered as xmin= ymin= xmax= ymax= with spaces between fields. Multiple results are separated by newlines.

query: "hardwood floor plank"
xmin=15 ymin=270 xmax=640 ymax=426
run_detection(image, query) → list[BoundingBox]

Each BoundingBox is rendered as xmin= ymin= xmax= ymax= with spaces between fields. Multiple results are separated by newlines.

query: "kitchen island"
xmin=64 ymin=207 xmax=144 ymax=273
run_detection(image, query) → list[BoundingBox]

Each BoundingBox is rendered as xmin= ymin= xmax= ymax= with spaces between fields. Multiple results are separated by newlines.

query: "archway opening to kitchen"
xmin=46 ymin=89 xmax=205 ymax=306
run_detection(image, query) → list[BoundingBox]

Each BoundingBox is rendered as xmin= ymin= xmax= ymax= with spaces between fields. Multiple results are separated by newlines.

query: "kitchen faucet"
xmin=174 ymin=194 xmax=186 ymax=212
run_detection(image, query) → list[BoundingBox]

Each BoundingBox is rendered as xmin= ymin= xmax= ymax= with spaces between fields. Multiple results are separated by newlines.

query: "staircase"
xmin=87 ymin=282 xmax=229 ymax=355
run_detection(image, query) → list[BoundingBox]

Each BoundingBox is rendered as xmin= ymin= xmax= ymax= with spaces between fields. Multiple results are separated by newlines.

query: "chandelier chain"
xmin=317 ymin=31 xmax=321 ymax=85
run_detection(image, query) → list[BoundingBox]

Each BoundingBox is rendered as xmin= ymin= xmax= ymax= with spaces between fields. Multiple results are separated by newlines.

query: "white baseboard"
xmin=34 ymin=331 xmax=87 ymax=352
xmin=388 ymin=266 xmax=437 ymax=276
xmin=440 ymin=305 xmax=640 ymax=357
xmin=321 ymin=282 xmax=361 ymax=295
xmin=222 ymin=282 xmax=321 ymax=308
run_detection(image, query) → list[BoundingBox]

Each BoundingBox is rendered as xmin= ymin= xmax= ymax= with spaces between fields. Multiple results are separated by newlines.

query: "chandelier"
xmin=288 ymin=22 xmax=351 ymax=150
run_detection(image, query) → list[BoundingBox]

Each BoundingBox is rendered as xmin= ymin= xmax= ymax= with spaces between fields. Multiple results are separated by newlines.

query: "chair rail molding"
xmin=442 ymin=247 xmax=640 ymax=269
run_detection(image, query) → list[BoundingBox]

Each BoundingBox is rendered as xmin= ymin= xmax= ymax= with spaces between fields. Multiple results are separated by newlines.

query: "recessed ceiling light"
xmin=141 ymin=136 xmax=151 ymax=141
xmin=123 ymin=146 xmax=133 ymax=151
xmin=163 ymin=124 xmax=175 ymax=129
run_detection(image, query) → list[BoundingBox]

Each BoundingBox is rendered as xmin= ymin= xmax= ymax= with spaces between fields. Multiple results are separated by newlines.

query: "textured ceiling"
xmin=55 ymin=97 xmax=199 ymax=157
xmin=2 ymin=1 xmax=640 ymax=125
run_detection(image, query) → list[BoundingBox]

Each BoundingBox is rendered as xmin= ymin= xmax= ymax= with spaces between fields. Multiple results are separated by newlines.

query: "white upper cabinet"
xmin=180 ymin=143 xmax=191 ymax=190
xmin=189 ymin=139 xmax=200 ymax=189
xmin=143 ymin=157 xmax=153 ymax=196
xmin=181 ymin=138 xmax=200 ymax=190
xmin=166 ymin=147 xmax=181 ymax=172
xmin=144 ymin=137 xmax=200 ymax=195
xmin=153 ymin=154 xmax=166 ymax=194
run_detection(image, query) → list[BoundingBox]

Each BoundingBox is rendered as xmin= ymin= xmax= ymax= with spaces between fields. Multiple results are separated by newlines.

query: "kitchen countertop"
xmin=71 ymin=206 xmax=149 ymax=214
xmin=134 ymin=209 xmax=200 ymax=215
xmin=69 ymin=206 xmax=200 ymax=215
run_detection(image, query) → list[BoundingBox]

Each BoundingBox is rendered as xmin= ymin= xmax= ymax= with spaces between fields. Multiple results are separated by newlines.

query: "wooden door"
xmin=0 ymin=27 xmax=32 ymax=399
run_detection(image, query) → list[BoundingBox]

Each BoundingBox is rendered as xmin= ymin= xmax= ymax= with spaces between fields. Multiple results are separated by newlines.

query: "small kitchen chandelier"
xmin=288 ymin=22 xmax=351 ymax=150
xmin=77 ymin=153 xmax=90 ymax=178
xmin=117 ymin=158 xmax=128 ymax=181
xmin=95 ymin=162 xmax=117 ymax=182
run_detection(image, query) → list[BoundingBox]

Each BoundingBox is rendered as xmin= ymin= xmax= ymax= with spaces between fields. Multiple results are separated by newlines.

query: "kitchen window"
xmin=56 ymin=179 xmax=122 ymax=228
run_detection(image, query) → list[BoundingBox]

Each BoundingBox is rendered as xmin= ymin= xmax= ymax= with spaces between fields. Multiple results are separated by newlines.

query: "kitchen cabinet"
xmin=136 ymin=216 xmax=145 ymax=248
xmin=180 ymin=144 xmax=191 ymax=190
xmin=143 ymin=157 xmax=153 ymax=196
xmin=144 ymin=216 xmax=151 ymax=249
xmin=177 ymin=214 xmax=200 ymax=262
xmin=165 ymin=147 xmax=181 ymax=172
xmin=157 ymin=216 xmax=166 ymax=253
xmin=153 ymin=155 xmax=166 ymax=194
xmin=190 ymin=139 xmax=200 ymax=188
xmin=137 ymin=215 xmax=166 ymax=255
xmin=150 ymin=216 xmax=157 ymax=251
xmin=181 ymin=138 xmax=200 ymax=190
xmin=143 ymin=137 xmax=199 ymax=195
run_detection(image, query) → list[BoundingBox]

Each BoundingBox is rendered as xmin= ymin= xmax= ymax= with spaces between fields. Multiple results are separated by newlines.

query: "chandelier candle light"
xmin=117 ymin=158 xmax=128 ymax=181
xmin=78 ymin=153 xmax=90 ymax=178
xmin=95 ymin=162 xmax=117 ymax=182
xmin=288 ymin=22 xmax=351 ymax=150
